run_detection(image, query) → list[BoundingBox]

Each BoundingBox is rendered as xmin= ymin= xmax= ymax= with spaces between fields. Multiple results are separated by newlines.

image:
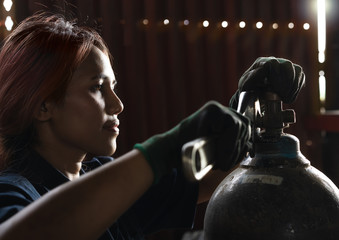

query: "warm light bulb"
xmin=256 ymin=21 xmax=263 ymax=29
xmin=203 ymin=20 xmax=209 ymax=28
xmin=3 ymin=0 xmax=12 ymax=12
xmin=221 ymin=21 xmax=228 ymax=28
xmin=5 ymin=16 xmax=13 ymax=31
xmin=239 ymin=21 xmax=246 ymax=28
xmin=303 ymin=23 xmax=310 ymax=30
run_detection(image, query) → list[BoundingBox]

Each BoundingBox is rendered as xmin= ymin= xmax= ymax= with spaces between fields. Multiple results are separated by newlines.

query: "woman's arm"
xmin=0 ymin=101 xmax=250 ymax=239
xmin=0 ymin=149 xmax=153 ymax=240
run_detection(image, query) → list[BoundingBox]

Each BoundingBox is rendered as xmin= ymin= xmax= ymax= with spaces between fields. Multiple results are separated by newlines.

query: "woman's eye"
xmin=91 ymin=84 xmax=103 ymax=92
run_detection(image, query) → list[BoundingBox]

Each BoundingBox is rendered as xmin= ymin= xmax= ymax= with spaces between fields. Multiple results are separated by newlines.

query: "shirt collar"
xmin=7 ymin=150 xmax=109 ymax=193
xmin=22 ymin=150 xmax=71 ymax=190
xmin=8 ymin=150 xmax=83 ymax=191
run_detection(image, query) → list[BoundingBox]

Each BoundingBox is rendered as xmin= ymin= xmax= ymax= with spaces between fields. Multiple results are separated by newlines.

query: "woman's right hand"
xmin=134 ymin=101 xmax=251 ymax=183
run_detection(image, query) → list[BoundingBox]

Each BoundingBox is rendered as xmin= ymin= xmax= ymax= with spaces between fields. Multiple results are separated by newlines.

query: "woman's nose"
xmin=107 ymin=91 xmax=124 ymax=115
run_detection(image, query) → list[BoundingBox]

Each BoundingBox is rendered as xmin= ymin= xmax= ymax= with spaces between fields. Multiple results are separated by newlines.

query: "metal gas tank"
xmin=204 ymin=134 xmax=339 ymax=240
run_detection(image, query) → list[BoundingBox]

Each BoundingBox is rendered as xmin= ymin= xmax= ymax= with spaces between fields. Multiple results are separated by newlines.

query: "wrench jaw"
xmin=182 ymin=138 xmax=214 ymax=181
xmin=237 ymin=91 xmax=261 ymax=157
xmin=181 ymin=91 xmax=260 ymax=181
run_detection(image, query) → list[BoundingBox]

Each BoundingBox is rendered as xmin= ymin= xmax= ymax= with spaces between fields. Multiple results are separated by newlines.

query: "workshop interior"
xmin=1 ymin=0 xmax=339 ymax=239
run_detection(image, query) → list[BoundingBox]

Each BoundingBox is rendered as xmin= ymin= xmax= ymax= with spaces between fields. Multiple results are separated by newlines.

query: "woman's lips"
xmin=103 ymin=120 xmax=120 ymax=133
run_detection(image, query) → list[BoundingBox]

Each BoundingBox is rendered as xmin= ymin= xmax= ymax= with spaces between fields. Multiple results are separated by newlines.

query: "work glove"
xmin=229 ymin=57 xmax=305 ymax=109
xmin=134 ymin=101 xmax=250 ymax=184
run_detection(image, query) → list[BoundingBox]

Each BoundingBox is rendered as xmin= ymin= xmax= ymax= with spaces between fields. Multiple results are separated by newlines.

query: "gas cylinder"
xmin=201 ymin=92 xmax=339 ymax=239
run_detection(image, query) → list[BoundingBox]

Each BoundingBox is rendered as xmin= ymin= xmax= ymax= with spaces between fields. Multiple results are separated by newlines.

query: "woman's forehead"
xmin=72 ymin=46 xmax=114 ymax=81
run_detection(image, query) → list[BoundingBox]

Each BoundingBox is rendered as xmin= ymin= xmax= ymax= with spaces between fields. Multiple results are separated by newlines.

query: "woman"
xmin=0 ymin=12 xmax=251 ymax=240
xmin=0 ymin=12 xmax=304 ymax=240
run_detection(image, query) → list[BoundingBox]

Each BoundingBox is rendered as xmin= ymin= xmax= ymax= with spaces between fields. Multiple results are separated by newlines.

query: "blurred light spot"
xmin=319 ymin=71 xmax=326 ymax=103
xmin=319 ymin=52 xmax=325 ymax=63
xmin=318 ymin=0 xmax=326 ymax=63
xmin=256 ymin=21 xmax=263 ymax=29
xmin=306 ymin=140 xmax=313 ymax=146
xmin=221 ymin=21 xmax=228 ymax=28
xmin=203 ymin=20 xmax=209 ymax=27
xmin=239 ymin=21 xmax=246 ymax=28
xmin=3 ymin=0 xmax=12 ymax=12
xmin=5 ymin=16 xmax=13 ymax=31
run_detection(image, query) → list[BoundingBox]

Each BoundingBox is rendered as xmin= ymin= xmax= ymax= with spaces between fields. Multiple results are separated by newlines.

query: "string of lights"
xmin=135 ymin=19 xmax=312 ymax=31
xmin=3 ymin=0 xmax=13 ymax=31
xmin=0 ymin=0 xmax=326 ymax=111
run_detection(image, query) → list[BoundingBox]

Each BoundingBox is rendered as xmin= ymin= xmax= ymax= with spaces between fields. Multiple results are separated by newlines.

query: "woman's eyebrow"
xmin=91 ymin=74 xmax=117 ymax=85
xmin=91 ymin=73 xmax=105 ymax=80
xmin=91 ymin=73 xmax=109 ymax=80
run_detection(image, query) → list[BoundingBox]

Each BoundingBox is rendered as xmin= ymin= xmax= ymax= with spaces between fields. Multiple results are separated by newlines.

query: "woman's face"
xmin=49 ymin=46 xmax=123 ymax=157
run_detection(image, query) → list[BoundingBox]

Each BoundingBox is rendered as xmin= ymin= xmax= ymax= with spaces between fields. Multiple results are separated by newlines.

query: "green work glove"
xmin=229 ymin=57 xmax=305 ymax=109
xmin=134 ymin=101 xmax=250 ymax=184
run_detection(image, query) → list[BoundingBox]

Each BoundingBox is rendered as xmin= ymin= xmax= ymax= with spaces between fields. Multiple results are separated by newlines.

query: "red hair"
xmin=0 ymin=12 xmax=110 ymax=169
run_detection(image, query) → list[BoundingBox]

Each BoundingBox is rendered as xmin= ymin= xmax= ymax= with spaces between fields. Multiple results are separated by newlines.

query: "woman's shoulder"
xmin=0 ymin=172 xmax=41 ymax=223
xmin=0 ymin=171 xmax=29 ymax=185
xmin=0 ymin=172 xmax=41 ymax=200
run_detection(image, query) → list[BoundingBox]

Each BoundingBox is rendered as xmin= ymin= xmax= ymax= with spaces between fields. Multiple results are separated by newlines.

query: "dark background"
xmin=2 ymin=0 xmax=339 ymax=239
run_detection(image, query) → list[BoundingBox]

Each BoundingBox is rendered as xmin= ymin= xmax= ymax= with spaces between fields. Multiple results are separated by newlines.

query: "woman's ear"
xmin=34 ymin=102 xmax=54 ymax=121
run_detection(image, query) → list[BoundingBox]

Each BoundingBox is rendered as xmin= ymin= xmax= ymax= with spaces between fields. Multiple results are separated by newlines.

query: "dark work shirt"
xmin=0 ymin=151 xmax=199 ymax=239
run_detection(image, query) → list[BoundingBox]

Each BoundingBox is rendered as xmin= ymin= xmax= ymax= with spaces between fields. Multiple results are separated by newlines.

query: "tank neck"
xmin=242 ymin=134 xmax=310 ymax=168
